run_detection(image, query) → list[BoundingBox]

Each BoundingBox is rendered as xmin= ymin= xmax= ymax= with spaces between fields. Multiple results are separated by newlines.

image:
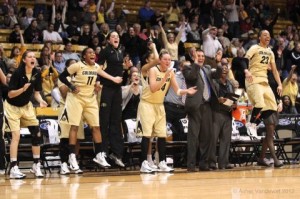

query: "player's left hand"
xmin=40 ymin=100 xmax=48 ymax=108
xmin=277 ymin=85 xmax=282 ymax=96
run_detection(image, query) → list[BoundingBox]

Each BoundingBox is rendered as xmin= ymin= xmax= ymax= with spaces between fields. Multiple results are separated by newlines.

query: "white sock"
xmin=147 ymin=155 xmax=153 ymax=163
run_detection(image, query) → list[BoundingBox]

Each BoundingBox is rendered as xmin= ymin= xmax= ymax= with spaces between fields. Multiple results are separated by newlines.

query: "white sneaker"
xmin=0 ymin=169 xmax=5 ymax=175
xmin=158 ymin=161 xmax=174 ymax=172
xmin=246 ymin=123 xmax=258 ymax=139
xmin=60 ymin=162 xmax=70 ymax=175
xmin=148 ymin=161 xmax=158 ymax=171
xmin=69 ymin=153 xmax=80 ymax=171
xmin=93 ymin=152 xmax=111 ymax=168
xmin=30 ymin=162 xmax=44 ymax=178
xmin=140 ymin=160 xmax=155 ymax=173
xmin=74 ymin=168 xmax=83 ymax=174
xmin=10 ymin=165 xmax=26 ymax=179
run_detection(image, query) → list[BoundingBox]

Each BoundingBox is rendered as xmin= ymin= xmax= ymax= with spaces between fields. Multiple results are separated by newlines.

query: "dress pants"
xmin=187 ymin=102 xmax=214 ymax=169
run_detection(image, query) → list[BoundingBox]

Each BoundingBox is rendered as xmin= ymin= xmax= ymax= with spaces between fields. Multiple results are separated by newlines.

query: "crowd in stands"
xmin=0 ymin=0 xmax=300 ymax=175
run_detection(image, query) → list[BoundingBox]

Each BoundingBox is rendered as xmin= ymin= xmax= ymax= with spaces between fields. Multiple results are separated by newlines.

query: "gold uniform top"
xmin=141 ymin=66 xmax=172 ymax=104
xmin=245 ymin=44 xmax=275 ymax=85
xmin=67 ymin=61 xmax=100 ymax=97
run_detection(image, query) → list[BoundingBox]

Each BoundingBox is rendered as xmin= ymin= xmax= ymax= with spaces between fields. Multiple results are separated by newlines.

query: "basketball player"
xmin=59 ymin=48 xmax=123 ymax=171
xmin=139 ymin=49 xmax=197 ymax=173
xmin=5 ymin=51 xmax=47 ymax=179
xmin=58 ymin=59 xmax=85 ymax=175
xmin=244 ymin=30 xmax=283 ymax=167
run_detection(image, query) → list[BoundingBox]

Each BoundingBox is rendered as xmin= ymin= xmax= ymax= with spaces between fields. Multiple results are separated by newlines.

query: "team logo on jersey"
xmin=60 ymin=108 xmax=69 ymax=122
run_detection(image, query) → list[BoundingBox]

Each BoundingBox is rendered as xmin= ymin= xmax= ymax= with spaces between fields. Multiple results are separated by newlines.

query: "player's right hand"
xmin=113 ymin=76 xmax=123 ymax=84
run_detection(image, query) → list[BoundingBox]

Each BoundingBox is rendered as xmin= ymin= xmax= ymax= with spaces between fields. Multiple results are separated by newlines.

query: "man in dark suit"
xmin=183 ymin=49 xmax=222 ymax=172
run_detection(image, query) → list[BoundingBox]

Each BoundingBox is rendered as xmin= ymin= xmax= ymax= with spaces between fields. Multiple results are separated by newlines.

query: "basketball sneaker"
xmin=93 ymin=152 xmax=111 ymax=168
xmin=30 ymin=162 xmax=44 ymax=178
xmin=140 ymin=160 xmax=155 ymax=173
xmin=158 ymin=161 xmax=174 ymax=172
xmin=60 ymin=162 xmax=70 ymax=175
xmin=69 ymin=153 xmax=80 ymax=171
xmin=109 ymin=153 xmax=125 ymax=167
xmin=10 ymin=165 xmax=26 ymax=179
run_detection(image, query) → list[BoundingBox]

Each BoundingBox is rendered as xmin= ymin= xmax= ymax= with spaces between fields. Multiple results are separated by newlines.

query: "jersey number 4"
xmin=260 ymin=56 xmax=269 ymax=64
xmin=87 ymin=76 xmax=94 ymax=85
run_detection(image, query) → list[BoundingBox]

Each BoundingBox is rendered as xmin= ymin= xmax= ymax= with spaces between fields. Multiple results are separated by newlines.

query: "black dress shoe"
xmin=257 ymin=159 xmax=271 ymax=167
xmin=199 ymin=166 xmax=210 ymax=171
xmin=274 ymin=162 xmax=284 ymax=168
xmin=187 ymin=167 xmax=197 ymax=172
xmin=219 ymin=164 xmax=234 ymax=170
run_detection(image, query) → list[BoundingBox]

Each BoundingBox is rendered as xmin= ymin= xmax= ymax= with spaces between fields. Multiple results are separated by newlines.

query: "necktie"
xmin=181 ymin=78 xmax=187 ymax=104
xmin=200 ymin=68 xmax=210 ymax=101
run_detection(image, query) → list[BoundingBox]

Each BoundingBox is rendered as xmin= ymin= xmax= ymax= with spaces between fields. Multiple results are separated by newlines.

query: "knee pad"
xmin=28 ymin=126 xmax=43 ymax=146
xmin=261 ymin=110 xmax=278 ymax=126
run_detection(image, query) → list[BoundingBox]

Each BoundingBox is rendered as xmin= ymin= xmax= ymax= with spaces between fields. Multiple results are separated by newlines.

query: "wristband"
xmin=69 ymin=84 xmax=76 ymax=92
xmin=176 ymin=89 xmax=182 ymax=96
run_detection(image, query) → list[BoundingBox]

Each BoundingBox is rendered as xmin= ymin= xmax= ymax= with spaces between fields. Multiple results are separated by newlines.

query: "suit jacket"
xmin=183 ymin=63 xmax=222 ymax=113
xmin=213 ymin=78 xmax=235 ymax=113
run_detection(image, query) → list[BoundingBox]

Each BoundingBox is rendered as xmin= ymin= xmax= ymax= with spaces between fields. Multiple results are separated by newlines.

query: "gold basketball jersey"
xmin=245 ymin=44 xmax=275 ymax=84
xmin=141 ymin=66 xmax=172 ymax=104
xmin=67 ymin=61 xmax=99 ymax=96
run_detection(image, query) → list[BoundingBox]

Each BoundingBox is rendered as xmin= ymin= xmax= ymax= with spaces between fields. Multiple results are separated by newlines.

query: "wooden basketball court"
xmin=1 ymin=165 xmax=300 ymax=199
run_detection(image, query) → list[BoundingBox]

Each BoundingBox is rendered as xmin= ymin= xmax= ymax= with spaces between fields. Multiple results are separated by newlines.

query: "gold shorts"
xmin=4 ymin=101 xmax=39 ymax=132
xmin=137 ymin=100 xmax=167 ymax=138
xmin=59 ymin=92 xmax=99 ymax=127
xmin=246 ymin=82 xmax=277 ymax=111
xmin=58 ymin=106 xmax=85 ymax=139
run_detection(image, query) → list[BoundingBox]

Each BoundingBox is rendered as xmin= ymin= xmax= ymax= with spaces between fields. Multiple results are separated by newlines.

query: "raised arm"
xmin=51 ymin=0 xmax=56 ymax=24
xmin=175 ymin=23 xmax=185 ymax=44
xmin=96 ymin=0 xmax=103 ymax=12
xmin=159 ymin=21 xmax=168 ymax=47
xmin=106 ymin=0 xmax=115 ymax=16
xmin=141 ymin=43 xmax=159 ymax=77
xmin=61 ymin=0 xmax=68 ymax=24
xmin=286 ymin=65 xmax=296 ymax=82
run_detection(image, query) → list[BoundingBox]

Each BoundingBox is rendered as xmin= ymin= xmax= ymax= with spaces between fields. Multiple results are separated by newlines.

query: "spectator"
xmin=273 ymin=37 xmax=289 ymax=79
xmin=43 ymin=23 xmax=63 ymax=44
xmin=9 ymin=24 xmax=22 ymax=43
xmin=186 ymin=22 xmax=201 ymax=43
xmin=36 ymin=12 xmax=48 ymax=31
xmin=165 ymin=2 xmax=181 ymax=25
xmin=53 ymin=51 xmax=66 ymax=74
xmin=8 ymin=31 xmax=26 ymax=70
xmin=202 ymin=26 xmax=223 ymax=68
xmin=24 ymin=19 xmax=43 ymax=44
xmin=123 ymin=27 xmax=143 ymax=66
xmin=159 ymin=21 xmax=185 ymax=70
xmin=66 ymin=16 xmax=81 ymax=44
xmin=37 ymin=46 xmax=51 ymax=70
xmin=282 ymin=65 xmax=298 ymax=113
xmin=51 ymin=0 xmax=68 ymax=39
xmin=287 ymin=42 xmax=300 ymax=75
xmin=138 ymin=0 xmax=155 ymax=29
xmin=212 ymin=0 xmax=227 ymax=28
xmin=281 ymin=95 xmax=298 ymax=114
xmin=40 ymin=60 xmax=59 ymax=105
xmin=150 ymin=9 xmax=165 ymax=27
xmin=225 ymin=0 xmax=241 ymax=39
xmin=78 ymin=24 xmax=92 ymax=46
xmin=62 ymin=41 xmax=80 ymax=61
xmin=19 ymin=8 xmax=35 ymax=30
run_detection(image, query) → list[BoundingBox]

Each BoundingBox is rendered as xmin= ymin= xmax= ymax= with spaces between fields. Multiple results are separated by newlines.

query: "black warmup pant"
xmin=0 ymin=99 xmax=5 ymax=170
xmin=100 ymin=86 xmax=124 ymax=158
